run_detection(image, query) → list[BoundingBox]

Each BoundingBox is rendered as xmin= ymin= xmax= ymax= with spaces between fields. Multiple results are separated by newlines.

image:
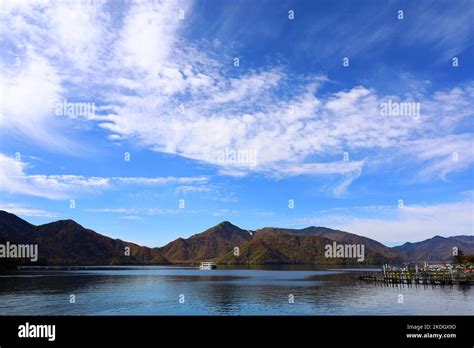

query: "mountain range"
xmin=0 ymin=210 xmax=472 ymax=267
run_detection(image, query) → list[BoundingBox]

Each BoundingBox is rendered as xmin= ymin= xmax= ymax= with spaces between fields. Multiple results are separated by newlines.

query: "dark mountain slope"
xmin=255 ymin=226 xmax=399 ymax=259
xmin=0 ymin=210 xmax=36 ymax=243
xmin=160 ymin=221 xmax=253 ymax=262
xmin=0 ymin=211 xmax=168 ymax=265
xmin=217 ymin=229 xmax=398 ymax=265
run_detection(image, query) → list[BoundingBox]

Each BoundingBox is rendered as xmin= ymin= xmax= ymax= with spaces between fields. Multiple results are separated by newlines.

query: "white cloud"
xmin=210 ymin=70 xmax=282 ymax=104
xmin=1 ymin=0 xmax=473 ymax=196
xmin=267 ymin=160 xmax=364 ymax=196
xmin=0 ymin=153 xmax=208 ymax=200
xmin=0 ymin=152 xmax=65 ymax=199
xmin=115 ymin=177 xmax=207 ymax=185
xmin=0 ymin=203 xmax=58 ymax=218
xmin=287 ymin=201 xmax=474 ymax=244
xmin=0 ymin=1 xmax=111 ymax=151
xmin=175 ymin=185 xmax=211 ymax=194
xmin=116 ymin=0 xmax=186 ymax=73
xmin=409 ymin=134 xmax=474 ymax=180
xmin=273 ymin=161 xmax=364 ymax=176
xmin=45 ymin=1 xmax=111 ymax=71
xmin=0 ymin=53 xmax=64 ymax=144
xmin=212 ymin=209 xmax=236 ymax=217
xmin=87 ymin=208 xmax=139 ymax=214
xmin=338 ymin=201 xmax=474 ymax=245
xmin=120 ymin=215 xmax=143 ymax=220
xmin=101 ymin=68 xmax=473 ymax=190
xmin=87 ymin=207 xmax=199 ymax=216
xmin=0 ymin=153 xmax=111 ymax=199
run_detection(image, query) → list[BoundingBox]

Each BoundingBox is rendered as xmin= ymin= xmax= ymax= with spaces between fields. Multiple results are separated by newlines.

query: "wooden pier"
xmin=359 ymin=270 xmax=473 ymax=286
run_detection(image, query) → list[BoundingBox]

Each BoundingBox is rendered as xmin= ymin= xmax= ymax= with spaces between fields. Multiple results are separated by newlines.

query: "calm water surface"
xmin=0 ymin=266 xmax=472 ymax=315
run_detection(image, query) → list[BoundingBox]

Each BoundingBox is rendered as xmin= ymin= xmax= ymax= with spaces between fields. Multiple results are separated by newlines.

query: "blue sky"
xmin=0 ymin=0 xmax=473 ymax=247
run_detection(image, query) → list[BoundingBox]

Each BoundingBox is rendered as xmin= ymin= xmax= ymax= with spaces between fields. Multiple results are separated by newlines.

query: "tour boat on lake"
xmin=199 ymin=262 xmax=217 ymax=270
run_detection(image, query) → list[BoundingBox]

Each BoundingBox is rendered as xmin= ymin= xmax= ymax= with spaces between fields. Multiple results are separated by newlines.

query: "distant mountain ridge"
xmin=0 ymin=211 xmax=167 ymax=265
xmin=0 ymin=210 xmax=472 ymax=266
xmin=392 ymin=235 xmax=474 ymax=262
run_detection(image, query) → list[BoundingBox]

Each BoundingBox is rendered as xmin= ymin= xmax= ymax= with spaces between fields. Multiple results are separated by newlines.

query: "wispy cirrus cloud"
xmin=0 ymin=203 xmax=58 ymax=218
xmin=1 ymin=0 xmax=473 ymax=199
xmin=408 ymin=134 xmax=474 ymax=181
xmin=86 ymin=207 xmax=210 ymax=218
xmin=0 ymin=153 xmax=208 ymax=200
xmin=86 ymin=207 xmax=181 ymax=215
xmin=292 ymin=1 xmax=474 ymax=64
xmin=175 ymin=185 xmax=211 ymax=195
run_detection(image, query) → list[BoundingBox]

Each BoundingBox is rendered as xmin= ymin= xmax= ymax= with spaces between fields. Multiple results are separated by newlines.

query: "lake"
xmin=0 ymin=266 xmax=472 ymax=315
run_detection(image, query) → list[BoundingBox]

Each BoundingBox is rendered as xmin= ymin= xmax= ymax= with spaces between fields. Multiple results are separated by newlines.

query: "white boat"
xmin=199 ymin=262 xmax=217 ymax=270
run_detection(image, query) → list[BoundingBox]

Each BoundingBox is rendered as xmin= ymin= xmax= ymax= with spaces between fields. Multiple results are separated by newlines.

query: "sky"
xmin=0 ymin=0 xmax=473 ymax=247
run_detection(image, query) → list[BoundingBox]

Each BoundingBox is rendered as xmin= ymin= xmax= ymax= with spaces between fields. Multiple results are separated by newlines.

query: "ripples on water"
xmin=0 ymin=266 xmax=472 ymax=315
